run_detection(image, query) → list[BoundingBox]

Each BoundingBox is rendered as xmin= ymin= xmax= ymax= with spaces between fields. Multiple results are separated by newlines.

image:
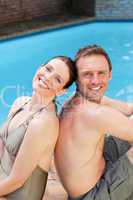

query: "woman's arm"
xmin=0 ymin=113 xmax=59 ymax=196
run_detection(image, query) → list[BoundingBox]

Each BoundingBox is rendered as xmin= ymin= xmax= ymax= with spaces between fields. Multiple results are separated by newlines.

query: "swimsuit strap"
xmin=4 ymin=98 xmax=31 ymax=139
xmin=24 ymin=106 xmax=46 ymax=127
xmin=8 ymin=97 xmax=31 ymax=120
xmin=6 ymin=98 xmax=53 ymax=138
xmin=24 ymin=99 xmax=54 ymax=126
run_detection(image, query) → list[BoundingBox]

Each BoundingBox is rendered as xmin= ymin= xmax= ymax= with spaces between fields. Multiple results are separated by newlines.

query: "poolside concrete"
xmin=0 ymin=14 xmax=94 ymax=40
xmin=43 ymin=159 xmax=67 ymax=200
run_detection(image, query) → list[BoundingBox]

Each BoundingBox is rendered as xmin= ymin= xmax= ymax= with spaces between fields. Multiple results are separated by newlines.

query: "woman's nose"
xmin=45 ymin=72 xmax=54 ymax=82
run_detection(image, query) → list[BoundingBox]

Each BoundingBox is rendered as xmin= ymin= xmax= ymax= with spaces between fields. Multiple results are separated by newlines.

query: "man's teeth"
xmin=91 ymin=86 xmax=101 ymax=90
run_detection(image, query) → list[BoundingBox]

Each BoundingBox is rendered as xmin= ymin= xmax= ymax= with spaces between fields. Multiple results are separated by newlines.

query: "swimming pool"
xmin=0 ymin=21 xmax=133 ymax=124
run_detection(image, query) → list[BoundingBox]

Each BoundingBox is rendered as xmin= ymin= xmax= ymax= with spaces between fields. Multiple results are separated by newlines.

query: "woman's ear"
xmin=56 ymin=88 xmax=67 ymax=97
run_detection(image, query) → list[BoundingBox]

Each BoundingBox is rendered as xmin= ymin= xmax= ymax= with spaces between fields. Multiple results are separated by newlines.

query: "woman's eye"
xmin=40 ymin=64 xmax=45 ymax=69
xmin=46 ymin=67 xmax=51 ymax=72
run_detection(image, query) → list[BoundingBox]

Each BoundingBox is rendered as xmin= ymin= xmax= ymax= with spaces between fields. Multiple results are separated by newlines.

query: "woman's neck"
xmin=29 ymin=92 xmax=55 ymax=111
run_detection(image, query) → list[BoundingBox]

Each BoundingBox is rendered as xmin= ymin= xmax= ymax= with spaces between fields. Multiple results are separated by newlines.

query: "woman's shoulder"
xmin=13 ymin=96 xmax=30 ymax=106
xmin=8 ymin=96 xmax=31 ymax=117
xmin=34 ymin=109 xmax=59 ymax=128
xmin=30 ymin=109 xmax=59 ymax=137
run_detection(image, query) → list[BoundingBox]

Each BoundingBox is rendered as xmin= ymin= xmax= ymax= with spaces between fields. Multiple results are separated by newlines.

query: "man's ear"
xmin=75 ymin=79 xmax=79 ymax=86
xmin=56 ymin=88 xmax=67 ymax=97
xmin=109 ymin=70 xmax=112 ymax=80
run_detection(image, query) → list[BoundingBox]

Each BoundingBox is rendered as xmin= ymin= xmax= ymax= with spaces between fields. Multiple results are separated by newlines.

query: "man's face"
xmin=76 ymin=55 xmax=112 ymax=103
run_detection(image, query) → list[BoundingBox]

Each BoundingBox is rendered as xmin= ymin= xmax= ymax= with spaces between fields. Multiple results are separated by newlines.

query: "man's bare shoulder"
xmin=59 ymin=97 xmax=79 ymax=119
xmin=60 ymin=96 xmax=98 ymax=119
xmin=79 ymin=101 xmax=128 ymax=127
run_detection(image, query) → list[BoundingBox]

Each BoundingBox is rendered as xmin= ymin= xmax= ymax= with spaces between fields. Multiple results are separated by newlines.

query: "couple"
xmin=0 ymin=45 xmax=133 ymax=200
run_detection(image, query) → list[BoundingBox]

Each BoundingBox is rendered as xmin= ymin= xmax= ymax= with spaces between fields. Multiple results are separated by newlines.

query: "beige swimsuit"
xmin=0 ymin=101 xmax=48 ymax=200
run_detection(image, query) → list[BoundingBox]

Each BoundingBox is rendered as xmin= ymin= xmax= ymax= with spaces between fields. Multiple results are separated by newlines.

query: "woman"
xmin=0 ymin=56 xmax=76 ymax=200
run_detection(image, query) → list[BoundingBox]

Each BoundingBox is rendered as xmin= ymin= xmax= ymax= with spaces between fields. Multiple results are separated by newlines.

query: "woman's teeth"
xmin=38 ymin=76 xmax=48 ymax=88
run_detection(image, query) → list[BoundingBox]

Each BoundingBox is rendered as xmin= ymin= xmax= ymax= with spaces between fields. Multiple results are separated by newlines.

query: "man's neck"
xmin=75 ymin=91 xmax=101 ymax=104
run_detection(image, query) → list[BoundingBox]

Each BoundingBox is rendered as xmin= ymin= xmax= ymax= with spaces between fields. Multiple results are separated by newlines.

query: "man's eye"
xmin=99 ymin=71 xmax=106 ymax=76
xmin=56 ymin=78 xmax=61 ymax=83
xmin=84 ymin=72 xmax=92 ymax=77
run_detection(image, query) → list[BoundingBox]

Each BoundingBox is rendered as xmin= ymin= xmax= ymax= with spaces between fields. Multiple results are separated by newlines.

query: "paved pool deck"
xmin=0 ymin=14 xmax=94 ymax=40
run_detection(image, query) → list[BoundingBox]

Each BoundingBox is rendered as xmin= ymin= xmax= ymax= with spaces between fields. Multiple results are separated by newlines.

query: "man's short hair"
xmin=75 ymin=44 xmax=112 ymax=71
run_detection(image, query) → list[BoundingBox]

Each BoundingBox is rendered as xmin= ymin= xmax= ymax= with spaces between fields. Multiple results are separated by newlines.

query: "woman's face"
xmin=33 ymin=58 xmax=70 ymax=97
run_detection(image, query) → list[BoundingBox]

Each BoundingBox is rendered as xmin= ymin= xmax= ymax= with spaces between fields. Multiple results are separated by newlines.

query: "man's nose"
xmin=91 ymin=74 xmax=100 ymax=85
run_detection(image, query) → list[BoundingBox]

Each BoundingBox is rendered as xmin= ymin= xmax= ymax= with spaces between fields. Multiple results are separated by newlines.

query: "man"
xmin=55 ymin=45 xmax=133 ymax=200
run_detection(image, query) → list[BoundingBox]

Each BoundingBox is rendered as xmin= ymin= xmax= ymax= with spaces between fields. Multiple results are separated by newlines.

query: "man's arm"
xmin=101 ymin=96 xmax=133 ymax=116
xmin=84 ymin=104 xmax=133 ymax=142
xmin=0 ymin=114 xmax=59 ymax=196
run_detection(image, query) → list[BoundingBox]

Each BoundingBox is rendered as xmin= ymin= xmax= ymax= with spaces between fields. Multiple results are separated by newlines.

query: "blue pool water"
xmin=0 ymin=21 xmax=133 ymax=124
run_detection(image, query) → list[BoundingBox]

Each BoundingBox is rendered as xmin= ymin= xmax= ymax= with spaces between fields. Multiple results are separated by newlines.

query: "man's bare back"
xmin=55 ymin=97 xmax=106 ymax=197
